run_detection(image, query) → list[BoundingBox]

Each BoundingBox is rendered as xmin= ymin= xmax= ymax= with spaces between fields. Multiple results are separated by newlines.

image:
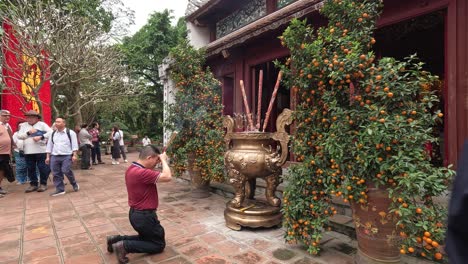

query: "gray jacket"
xmin=78 ymin=128 xmax=92 ymax=147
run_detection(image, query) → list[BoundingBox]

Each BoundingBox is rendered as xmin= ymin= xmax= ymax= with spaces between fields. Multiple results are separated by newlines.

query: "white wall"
xmin=187 ymin=21 xmax=210 ymax=49
xmin=158 ymin=57 xmax=176 ymax=146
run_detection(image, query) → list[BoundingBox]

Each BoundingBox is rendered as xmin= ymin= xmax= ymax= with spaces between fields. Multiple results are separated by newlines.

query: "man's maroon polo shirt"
xmin=125 ymin=162 xmax=161 ymax=210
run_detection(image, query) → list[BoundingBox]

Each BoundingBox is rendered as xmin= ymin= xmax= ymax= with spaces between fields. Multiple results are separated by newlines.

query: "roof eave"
xmin=186 ymin=0 xmax=223 ymax=22
xmin=204 ymin=0 xmax=324 ymax=58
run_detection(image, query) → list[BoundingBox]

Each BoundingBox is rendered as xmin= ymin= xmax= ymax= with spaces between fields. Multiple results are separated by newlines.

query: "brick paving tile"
xmin=64 ymin=254 xmax=104 ymax=264
xmin=61 ymin=241 xmax=99 ymax=259
xmin=0 ymin=259 xmax=20 ymax=264
xmin=59 ymin=233 xmax=92 ymax=247
xmin=23 ymin=236 xmax=57 ymax=252
xmin=178 ymin=242 xmax=213 ymax=260
xmin=0 ymin=240 xmax=19 ymax=262
xmin=26 ymin=206 xmax=50 ymax=215
xmin=23 ymin=247 xmax=59 ymax=263
xmin=23 ymin=225 xmax=54 ymax=241
xmin=0 ymin=229 xmax=20 ymax=242
xmin=56 ymin=226 xmax=87 ymax=238
xmin=28 ymin=255 xmax=62 ymax=264
xmin=313 ymin=248 xmax=354 ymax=264
xmin=156 ymin=256 xmax=192 ymax=264
xmin=199 ymin=232 xmax=227 ymax=244
xmin=0 ymin=225 xmax=21 ymax=234
xmin=298 ymin=257 xmax=325 ymax=264
xmin=231 ymin=251 xmax=265 ymax=264
xmin=54 ymin=219 xmax=83 ymax=230
xmin=170 ymin=235 xmax=198 ymax=248
xmin=149 ymin=247 xmax=179 ymax=262
xmin=195 ymin=254 xmax=232 ymax=264
xmin=0 ymin=152 xmax=434 ymax=264
xmin=212 ymin=240 xmax=248 ymax=256
xmin=249 ymin=239 xmax=274 ymax=252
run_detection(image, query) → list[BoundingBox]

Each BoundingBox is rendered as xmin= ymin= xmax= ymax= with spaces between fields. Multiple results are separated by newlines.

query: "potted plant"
xmin=166 ymin=40 xmax=226 ymax=197
xmin=279 ymin=0 xmax=453 ymax=262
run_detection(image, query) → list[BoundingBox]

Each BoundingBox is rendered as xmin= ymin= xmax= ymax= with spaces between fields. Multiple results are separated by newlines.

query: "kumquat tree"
xmin=166 ymin=41 xmax=225 ymax=182
xmin=278 ymin=0 xmax=454 ymax=261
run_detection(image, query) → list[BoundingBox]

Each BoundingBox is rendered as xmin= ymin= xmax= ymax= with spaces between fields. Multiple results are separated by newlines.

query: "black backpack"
xmin=51 ymin=128 xmax=72 ymax=145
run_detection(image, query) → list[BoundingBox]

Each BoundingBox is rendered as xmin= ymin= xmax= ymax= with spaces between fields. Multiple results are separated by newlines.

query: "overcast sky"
xmin=120 ymin=0 xmax=189 ymax=36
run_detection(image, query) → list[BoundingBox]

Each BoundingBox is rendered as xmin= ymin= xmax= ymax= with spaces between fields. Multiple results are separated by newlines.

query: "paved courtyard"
xmin=0 ymin=152 xmax=432 ymax=264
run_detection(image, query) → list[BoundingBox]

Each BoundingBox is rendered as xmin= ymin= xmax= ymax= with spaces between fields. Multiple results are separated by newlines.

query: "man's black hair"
xmin=139 ymin=145 xmax=161 ymax=159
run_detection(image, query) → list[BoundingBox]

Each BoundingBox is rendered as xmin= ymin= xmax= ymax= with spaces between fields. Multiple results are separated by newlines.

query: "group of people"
xmin=1 ymin=109 xmax=175 ymax=263
xmin=0 ymin=109 xmax=79 ymax=197
xmin=75 ymin=122 xmax=105 ymax=170
xmin=0 ymin=109 xmax=129 ymax=197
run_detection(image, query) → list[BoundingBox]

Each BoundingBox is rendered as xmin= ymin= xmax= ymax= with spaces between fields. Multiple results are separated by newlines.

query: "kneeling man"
xmin=107 ymin=145 xmax=172 ymax=263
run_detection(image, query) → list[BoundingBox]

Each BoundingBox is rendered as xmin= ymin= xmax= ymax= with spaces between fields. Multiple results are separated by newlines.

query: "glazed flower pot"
xmin=187 ymin=153 xmax=211 ymax=198
xmin=351 ymin=185 xmax=400 ymax=264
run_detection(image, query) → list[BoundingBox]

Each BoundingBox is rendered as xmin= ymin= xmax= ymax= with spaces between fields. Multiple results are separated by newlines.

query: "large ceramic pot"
xmin=222 ymin=108 xmax=293 ymax=230
xmin=351 ymin=185 xmax=400 ymax=264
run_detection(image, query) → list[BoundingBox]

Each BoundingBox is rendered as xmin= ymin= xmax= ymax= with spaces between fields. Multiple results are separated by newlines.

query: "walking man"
xmin=17 ymin=110 xmax=52 ymax=193
xmin=107 ymin=146 xmax=172 ymax=264
xmin=45 ymin=117 xmax=80 ymax=196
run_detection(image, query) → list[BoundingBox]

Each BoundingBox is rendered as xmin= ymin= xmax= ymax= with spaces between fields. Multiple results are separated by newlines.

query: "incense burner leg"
xmin=245 ymin=178 xmax=256 ymax=200
xmin=265 ymin=173 xmax=281 ymax=207
xmin=228 ymin=169 xmax=246 ymax=208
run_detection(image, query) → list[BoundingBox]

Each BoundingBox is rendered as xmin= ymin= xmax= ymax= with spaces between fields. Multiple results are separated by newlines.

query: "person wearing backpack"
xmin=45 ymin=117 xmax=79 ymax=196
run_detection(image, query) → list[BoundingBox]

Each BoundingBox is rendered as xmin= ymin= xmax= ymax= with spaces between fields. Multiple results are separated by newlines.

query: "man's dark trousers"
xmin=120 ymin=208 xmax=165 ymax=254
xmin=91 ymin=142 xmax=102 ymax=163
xmin=80 ymin=145 xmax=91 ymax=169
xmin=50 ymin=155 xmax=77 ymax=192
xmin=25 ymin=153 xmax=50 ymax=186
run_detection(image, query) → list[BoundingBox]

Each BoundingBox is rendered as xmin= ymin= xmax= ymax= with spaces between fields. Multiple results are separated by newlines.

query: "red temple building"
xmin=162 ymin=0 xmax=467 ymax=166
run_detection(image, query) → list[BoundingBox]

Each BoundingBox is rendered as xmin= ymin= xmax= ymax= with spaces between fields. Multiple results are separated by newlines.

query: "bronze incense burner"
xmin=223 ymin=108 xmax=292 ymax=230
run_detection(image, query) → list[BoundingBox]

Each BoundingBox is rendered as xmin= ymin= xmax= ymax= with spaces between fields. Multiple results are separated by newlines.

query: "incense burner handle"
xmin=271 ymin=108 xmax=293 ymax=166
xmin=223 ymin=115 xmax=235 ymax=149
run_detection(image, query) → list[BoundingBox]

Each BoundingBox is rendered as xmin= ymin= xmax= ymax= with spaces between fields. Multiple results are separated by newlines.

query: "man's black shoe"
xmin=25 ymin=185 xmax=38 ymax=193
xmin=106 ymin=235 xmax=122 ymax=253
xmin=112 ymin=241 xmax=129 ymax=264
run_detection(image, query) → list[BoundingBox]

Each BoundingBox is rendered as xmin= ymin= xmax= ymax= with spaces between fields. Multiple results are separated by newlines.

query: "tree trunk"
xmin=72 ymin=82 xmax=83 ymax=126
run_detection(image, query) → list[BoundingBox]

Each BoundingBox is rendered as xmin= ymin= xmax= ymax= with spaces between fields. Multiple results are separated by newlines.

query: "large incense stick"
xmin=163 ymin=131 xmax=178 ymax=152
xmin=262 ymin=71 xmax=283 ymax=132
xmin=256 ymin=70 xmax=263 ymax=130
xmin=239 ymin=80 xmax=255 ymax=130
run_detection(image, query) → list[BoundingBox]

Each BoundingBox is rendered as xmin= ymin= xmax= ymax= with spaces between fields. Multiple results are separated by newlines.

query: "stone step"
xmin=328 ymin=214 xmax=356 ymax=239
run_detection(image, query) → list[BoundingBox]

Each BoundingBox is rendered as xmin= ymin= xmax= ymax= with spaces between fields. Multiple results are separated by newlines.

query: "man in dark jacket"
xmin=446 ymin=140 xmax=468 ymax=263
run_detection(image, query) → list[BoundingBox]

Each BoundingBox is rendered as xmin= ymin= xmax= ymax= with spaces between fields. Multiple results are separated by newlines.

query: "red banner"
xmin=1 ymin=21 xmax=52 ymax=131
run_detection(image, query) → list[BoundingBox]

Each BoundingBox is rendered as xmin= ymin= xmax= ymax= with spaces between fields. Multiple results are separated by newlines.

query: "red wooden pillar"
xmin=446 ymin=0 xmax=468 ymax=167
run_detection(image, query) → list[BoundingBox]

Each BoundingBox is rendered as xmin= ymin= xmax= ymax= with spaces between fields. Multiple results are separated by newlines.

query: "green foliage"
xmin=279 ymin=0 xmax=453 ymax=260
xmin=56 ymin=0 xmax=115 ymax=32
xmin=95 ymin=94 xmax=163 ymax=140
xmin=116 ymin=9 xmax=186 ymax=138
xmin=166 ymin=41 xmax=225 ymax=182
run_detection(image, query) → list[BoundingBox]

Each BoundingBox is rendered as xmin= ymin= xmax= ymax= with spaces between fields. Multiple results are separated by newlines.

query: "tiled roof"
xmin=185 ymin=0 xmax=211 ymax=16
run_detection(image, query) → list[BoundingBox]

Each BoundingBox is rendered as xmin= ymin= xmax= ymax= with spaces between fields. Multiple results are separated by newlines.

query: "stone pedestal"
xmin=224 ymin=199 xmax=282 ymax=230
